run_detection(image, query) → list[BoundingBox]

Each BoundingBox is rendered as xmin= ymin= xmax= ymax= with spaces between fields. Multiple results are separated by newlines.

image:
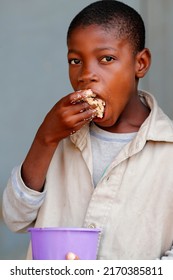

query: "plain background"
xmin=0 ymin=0 xmax=173 ymax=259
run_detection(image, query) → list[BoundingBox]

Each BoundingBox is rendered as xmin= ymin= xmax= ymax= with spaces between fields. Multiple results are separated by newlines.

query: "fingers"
xmin=63 ymin=90 xmax=92 ymax=106
xmin=59 ymin=100 xmax=97 ymax=132
xmin=69 ymin=101 xmax=91 ymax=115
xmin=66 ymin=252 xmax=79 ymax=260
xmin=70 ymin=108 xmax=97 ymax=130
xmin=67 ymin=110 xmax=96 ymax=135
xmin=57 ymin=91 xmax=96 ymax=118
xmin=69 ymin=90 xmax=90 ymax=105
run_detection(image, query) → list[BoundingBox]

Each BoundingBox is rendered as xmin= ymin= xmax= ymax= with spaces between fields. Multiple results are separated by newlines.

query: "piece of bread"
xmin=83 ymin=89 xmax=105 ymax=118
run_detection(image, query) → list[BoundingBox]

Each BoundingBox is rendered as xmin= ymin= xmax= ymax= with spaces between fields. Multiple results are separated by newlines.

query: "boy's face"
xmin=67 ymin=25 xmax=139 ymax=130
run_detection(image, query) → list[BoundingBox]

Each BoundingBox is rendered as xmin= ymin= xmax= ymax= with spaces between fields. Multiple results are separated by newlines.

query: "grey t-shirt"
xmin=90 ymin=122 xmax=136 ymax=187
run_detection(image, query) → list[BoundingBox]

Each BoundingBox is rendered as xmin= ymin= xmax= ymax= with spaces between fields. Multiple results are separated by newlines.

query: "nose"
xmin=78 ymin=65 xmax=99 ymax=84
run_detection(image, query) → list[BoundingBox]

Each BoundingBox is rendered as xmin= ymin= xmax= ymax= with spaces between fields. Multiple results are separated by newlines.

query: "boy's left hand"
xmin=66 ymin=252 xmax=79 ymax=260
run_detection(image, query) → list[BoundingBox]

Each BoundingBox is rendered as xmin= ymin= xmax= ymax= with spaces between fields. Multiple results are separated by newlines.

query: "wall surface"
xmin=0 ymin=0 xmax=173 ymax=259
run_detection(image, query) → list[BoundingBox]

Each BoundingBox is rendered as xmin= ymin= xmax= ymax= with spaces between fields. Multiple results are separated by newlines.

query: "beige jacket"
xmin=3 ymin=91 xmax=173 ymax=259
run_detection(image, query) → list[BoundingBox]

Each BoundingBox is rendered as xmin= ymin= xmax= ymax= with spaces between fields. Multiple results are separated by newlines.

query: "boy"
xmin=2 ymin=0 xmax=173 ymax=259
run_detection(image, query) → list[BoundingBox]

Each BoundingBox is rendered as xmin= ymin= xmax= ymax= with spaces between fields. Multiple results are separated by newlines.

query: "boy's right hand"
xmin=21 ymin=91 xmax=96 ymax=192
xmin=36 ymin=90 xmax=97 ymax=147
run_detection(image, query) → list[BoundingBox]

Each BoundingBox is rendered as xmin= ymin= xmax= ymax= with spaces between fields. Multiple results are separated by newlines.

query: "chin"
xmin=93 ymin=118 xmax=116 ymax=128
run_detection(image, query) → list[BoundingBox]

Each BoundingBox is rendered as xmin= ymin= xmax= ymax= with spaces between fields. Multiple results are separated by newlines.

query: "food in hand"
xmin=82 ymin=89 xmax=105 ymax=118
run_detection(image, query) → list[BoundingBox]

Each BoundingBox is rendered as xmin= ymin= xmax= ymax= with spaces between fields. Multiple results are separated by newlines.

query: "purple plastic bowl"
xmin=28 ymin=227 xmax=101 ymax=260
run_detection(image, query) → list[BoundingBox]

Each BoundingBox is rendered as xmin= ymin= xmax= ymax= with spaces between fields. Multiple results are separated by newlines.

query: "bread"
xmin=83 ymin=89 xmax=105 ymax=118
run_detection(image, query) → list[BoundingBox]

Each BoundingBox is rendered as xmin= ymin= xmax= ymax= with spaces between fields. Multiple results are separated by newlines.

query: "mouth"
xmin=81 ymin=89 xmax=106 ymax=119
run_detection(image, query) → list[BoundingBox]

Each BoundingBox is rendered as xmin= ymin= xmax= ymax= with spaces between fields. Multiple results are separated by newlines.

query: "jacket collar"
xmin=70 ymin=124 xmax=90 ymax=151
xmin=139 ymin=91 xmax=173 ymax=142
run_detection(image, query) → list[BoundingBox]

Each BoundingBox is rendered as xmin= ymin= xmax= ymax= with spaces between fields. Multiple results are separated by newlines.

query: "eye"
xmin=100 ymin=56 xmax=115 ymax=63
xmin=69 ymin=58 xmax=81 ymax=65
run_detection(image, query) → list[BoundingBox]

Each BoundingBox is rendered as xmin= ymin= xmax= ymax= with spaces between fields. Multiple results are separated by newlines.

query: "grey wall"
xmin=0 ymin=0 xmax=173 ymax=259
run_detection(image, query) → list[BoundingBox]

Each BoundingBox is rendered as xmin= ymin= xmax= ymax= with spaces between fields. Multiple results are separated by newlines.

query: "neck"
xmin=99 ymin=94 xmax=150 ymax=133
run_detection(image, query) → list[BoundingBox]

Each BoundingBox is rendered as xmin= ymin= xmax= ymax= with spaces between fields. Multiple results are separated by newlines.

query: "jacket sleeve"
xmin=2 ymin=165 xmax=46 ymax=232
xmin=160 ymin=245 xmax=173 ymax=260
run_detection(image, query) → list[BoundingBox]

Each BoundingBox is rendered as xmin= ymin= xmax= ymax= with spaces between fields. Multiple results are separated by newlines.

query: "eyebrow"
xmin=95 ymin=47 xmax=117 ymax=52
xmin=68 ymin=47 xmax=117 ymax=55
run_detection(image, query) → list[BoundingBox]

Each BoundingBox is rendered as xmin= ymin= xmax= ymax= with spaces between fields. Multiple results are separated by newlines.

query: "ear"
xmin=135 ymin=48 xmax=151 ymax=78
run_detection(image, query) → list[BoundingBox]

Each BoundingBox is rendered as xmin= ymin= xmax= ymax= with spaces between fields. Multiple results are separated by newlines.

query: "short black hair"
xmin=67 ymin=0 xmax=145 ymax=54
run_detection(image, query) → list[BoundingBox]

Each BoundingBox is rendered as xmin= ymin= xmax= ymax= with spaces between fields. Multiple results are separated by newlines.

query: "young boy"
xmin=2 ymin=0 xmax=173 ymax=259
